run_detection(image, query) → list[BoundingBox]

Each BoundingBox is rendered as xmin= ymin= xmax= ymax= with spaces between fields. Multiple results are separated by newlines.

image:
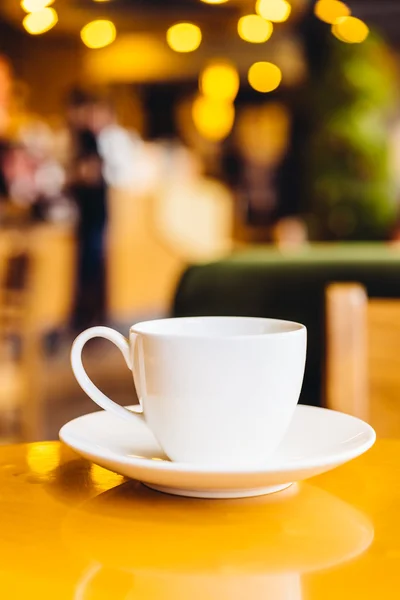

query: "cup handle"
xmin=71 ymin=326 xmax=145 ymax=424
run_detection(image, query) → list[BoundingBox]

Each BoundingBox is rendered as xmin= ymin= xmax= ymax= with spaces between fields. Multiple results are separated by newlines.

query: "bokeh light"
xmin=200 ymin=61 xmax=239 ymax=102
xmin=166 ymin=23 xmax=202 ymax=53
xmin=200 ymin=0 xmax=229 ymax=3
xmin=237 ymin=15 xmax=273 ymax=44
xmin=248 ymin=61 xmax=282 ymax=93
xmin=21 ymin=0 xmax=54 ymax=12
xmin=80 ymin=20 xmax=117 ymax=49
xmin=22 ymin=7 xmax=58 ymax=35
xmin=192 ymin=96 xmax=235 ymax=141
xmin=332 ymin=16 xmax=369 ymax=43
xmin=330 ymin=22 xmax=348 ymax=43
xmin=314 ymin=0 xmax=351 ymax=24
xmin=256 ymin=0 xmax=292 ymax=23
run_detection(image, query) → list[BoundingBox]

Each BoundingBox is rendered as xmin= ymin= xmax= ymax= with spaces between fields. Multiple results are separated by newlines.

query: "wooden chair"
xmin=326 ymin=282 xmax=400 ymax=437
xmin=0 ymin=225 xmax=75 ymax=442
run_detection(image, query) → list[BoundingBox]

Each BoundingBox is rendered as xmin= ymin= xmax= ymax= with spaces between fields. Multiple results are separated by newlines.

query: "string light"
xmin=22 ymin=7 xmax=58 ymax=35
xmin=248 ymin=61 xmax=282 ymax=93
xmin=237 ymin=15 xmax=273 ymax=44
xmin=192 ymin=95 xmax=235 ymax=141
xmin=80 ymin=20 xmax=117 ymax=49
xmin=200 ymin=61 xmax=239 ymax=102
xmin=314 ymin=0 xmax=350 ymax=24
xmin=256 ymin=0 xmax=292 ymax=23
xmin=332 ymin=16 xmax=369 ymax=43
xmin=21 ymin=0 xmax=54 ymax=12
xmin=166 ymin=23 xmax=202 ymax=53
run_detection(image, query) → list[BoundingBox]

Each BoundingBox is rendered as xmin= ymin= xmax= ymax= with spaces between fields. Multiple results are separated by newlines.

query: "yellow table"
xmin=0 ymin=440 xmax=399 ymax=599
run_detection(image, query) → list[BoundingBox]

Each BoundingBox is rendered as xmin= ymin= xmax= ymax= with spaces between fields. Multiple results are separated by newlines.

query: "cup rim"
xmin=130 ymin=316 xmax=306 ymax=340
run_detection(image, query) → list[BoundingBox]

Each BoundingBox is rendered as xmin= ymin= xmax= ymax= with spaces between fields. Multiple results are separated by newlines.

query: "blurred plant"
xmin=306 ymin=33 xmax=398 ymax=240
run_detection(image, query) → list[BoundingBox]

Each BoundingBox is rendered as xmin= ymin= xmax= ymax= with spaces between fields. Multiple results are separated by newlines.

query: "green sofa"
xmin=173 ymin=245 xmax=400 ymax=407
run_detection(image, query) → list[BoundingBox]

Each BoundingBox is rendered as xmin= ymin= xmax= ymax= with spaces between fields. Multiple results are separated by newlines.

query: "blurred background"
xmin=0 ymin=0 xmax=400 ymax=442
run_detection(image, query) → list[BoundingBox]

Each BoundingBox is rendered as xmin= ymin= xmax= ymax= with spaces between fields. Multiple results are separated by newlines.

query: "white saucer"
xmin=59 ymin=405 xmax=375 ymax=499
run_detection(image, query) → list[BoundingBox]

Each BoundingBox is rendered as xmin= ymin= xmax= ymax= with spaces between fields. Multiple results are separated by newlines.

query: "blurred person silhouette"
xmin=64 ymin=89 xmax=145 ymax=330
xmin=0 ymin=141 xmax=37 ymax=224
xmin=0 ymin=137 xmax=68 ymax=225
xmin=55 ymin=88 xmax=94 ymax=169
xmin=223 ymin=102 xmax=292 ymax=243
xmin=69 ymin=128 xmax=108 ymax=331
xmin=20 ymin=121 xmax=70 ymax=224
xmin=88 ymin=97 xmax=141 ymax=190
xmin=0 ymin=140 xmax=10 ymax=202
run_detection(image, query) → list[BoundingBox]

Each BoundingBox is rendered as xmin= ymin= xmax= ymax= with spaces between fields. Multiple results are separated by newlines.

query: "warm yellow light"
xmin=332 ymin=16 xmax=369 ymax=43
xmin=192 ymin=96 xmax=235 ymax=141
xmin=22 ymin=7 xmax=58 ymax=35
xmin=90 ymin=464 xmax=124 ymax=488
xmin=200 ymin=61 xmax=239 ymax=102
xmin=314 ymin=0 xmax=350 ymax=24
xmin=256 ymin=0 xmax=292 ymax=23
xmin=238 ymin=15 xmax=273 ymax=44
xmin=330 ymin=23 xmax=348 ymax=43
xmin=81 ymin=20 xmax=117 ymax=49
xmin=27 ymin=443 xmax=60 ymax=478
xmin=21 ymin=0 xmax=54 ymax=12
xmin=248 ymin=61 xmax=282 ymax=93
xmin=166 ymin=23 xmax=202 ymax=53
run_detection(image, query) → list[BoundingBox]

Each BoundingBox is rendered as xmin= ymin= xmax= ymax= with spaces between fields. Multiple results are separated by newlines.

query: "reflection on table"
xmin=0 ymin=440 xmax=399 ymax=599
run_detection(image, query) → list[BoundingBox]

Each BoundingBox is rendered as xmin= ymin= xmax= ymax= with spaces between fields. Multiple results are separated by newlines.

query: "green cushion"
xmin=173 ymin=244 xmax=400 ymax=407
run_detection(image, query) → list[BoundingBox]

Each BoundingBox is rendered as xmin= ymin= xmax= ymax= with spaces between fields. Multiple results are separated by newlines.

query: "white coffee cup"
xmin=71 ymin=317 xmax=307 ymax=467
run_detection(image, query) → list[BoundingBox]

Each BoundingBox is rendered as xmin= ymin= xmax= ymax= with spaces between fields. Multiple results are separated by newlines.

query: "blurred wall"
xmin=107 ymin=145 xmax=233 ymax=322
xmin=0 ymin=22 xmax=83 ymax=118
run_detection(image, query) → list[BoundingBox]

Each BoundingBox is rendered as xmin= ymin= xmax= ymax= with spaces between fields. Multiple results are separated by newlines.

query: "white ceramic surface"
xmin=70 ymin=317 xmax=307 ymax=467
xmin=59 ymin=404 xmax=376 ymax=499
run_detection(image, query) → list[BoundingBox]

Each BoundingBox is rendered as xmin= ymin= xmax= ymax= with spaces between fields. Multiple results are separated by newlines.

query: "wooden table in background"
xmin=0 ymin=440 xmax=399 ymax=599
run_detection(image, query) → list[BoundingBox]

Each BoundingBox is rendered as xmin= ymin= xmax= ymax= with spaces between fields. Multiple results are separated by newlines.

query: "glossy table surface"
xmin=0 ymin=440 xmax=399 ymax=599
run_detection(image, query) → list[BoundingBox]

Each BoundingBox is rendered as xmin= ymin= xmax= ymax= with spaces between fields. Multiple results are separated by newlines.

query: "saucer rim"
xmin=59 ymin=405 xmax=376 ymax=476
